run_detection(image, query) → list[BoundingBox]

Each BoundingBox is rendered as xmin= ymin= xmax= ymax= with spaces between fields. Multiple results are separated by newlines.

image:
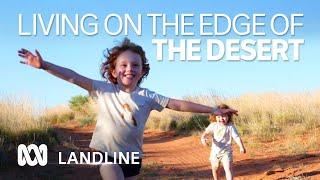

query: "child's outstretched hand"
xmin=18 ymin=48 xmax=44 ymax=69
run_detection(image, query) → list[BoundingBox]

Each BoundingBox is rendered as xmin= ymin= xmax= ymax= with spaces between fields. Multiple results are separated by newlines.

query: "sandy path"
xmin=1 ymin=122 xmax=319 ymax=179
xmin=142 ymin=130 xmax=320 ymax=179
xmin=54 ymin=123 xmax=320 ymax=179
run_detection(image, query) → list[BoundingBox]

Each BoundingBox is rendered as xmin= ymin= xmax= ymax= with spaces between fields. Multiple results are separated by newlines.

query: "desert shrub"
xmin=176 ymin=115 xmax=209 ymax=133
xmin=147 ymin=91 xmax=320 ymax=142
xmin=79 ymin=114 xmax=96 ymax=127
xmin=42 ymin=110 xmax=75 ymax=124
xmin=146 ymin=117 xmax=177 ymax=131
xmin=68 ymin=95 xmax=97 ymax=126
xmin=69 ymin=95 xmax=90 ymax=114
xmin=0 ymin=96 xmax=58 ymax=154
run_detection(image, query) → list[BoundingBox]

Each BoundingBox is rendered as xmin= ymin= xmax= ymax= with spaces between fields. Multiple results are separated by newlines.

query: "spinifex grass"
xmin=0 ymin=96 xmax=57 ymax=153
xmin=146 ymin=91 xmax=320 ymax=144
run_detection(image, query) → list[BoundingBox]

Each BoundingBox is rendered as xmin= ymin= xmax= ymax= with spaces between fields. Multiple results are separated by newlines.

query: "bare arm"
xmin=234 ymin=136 xmax=246 ymax=153
xmin=18 ymin=48 xmax=93 ymax=92
xmin=41 ymin=61 xmax=93 ymax=91
xmin=200 ymin=131 xmax=211 ymax=146
xmin=166 ymin=98 xmax=238 ymax=115
xmin=166 ymin=98 xmax=213 ymax=113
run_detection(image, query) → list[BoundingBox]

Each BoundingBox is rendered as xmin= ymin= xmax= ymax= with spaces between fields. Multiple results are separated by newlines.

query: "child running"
xmin=201 ymin=104 xmax=245 ymax=180
xmin=18 ymin=38 xmax=238 ymax=180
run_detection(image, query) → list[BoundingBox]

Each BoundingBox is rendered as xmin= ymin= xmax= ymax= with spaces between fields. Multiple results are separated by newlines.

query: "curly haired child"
xmin=201 ymin=104 xmax=245 ymax=180
xmin=18 ymin=38 xmax=238 ymax=180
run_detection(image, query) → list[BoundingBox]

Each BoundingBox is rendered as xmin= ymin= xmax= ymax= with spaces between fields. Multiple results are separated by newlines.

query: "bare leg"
xmin=211 ymin=167 xmax=219 ymax=180
xmin=100 ymin=164 xmax=124 ymax=180
xmin=221 ymin=159 xmax=233 ymax=180
xmin=211 ymin=160 xmax=220 ymax=180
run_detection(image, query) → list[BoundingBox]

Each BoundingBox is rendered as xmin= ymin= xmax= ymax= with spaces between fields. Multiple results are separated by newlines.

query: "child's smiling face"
xmin=112 ymin=50 xmax=144 ymax=91
xmin=216 ymin=114 xmax=229 ymax=125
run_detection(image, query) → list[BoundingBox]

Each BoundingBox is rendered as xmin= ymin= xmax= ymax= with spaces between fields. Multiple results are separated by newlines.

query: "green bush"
xmin=69 ymin=95 xmax=90 ymax=114
xmin=176 ymin=115 xmax=210 ymax=134
xmin=0 ymin=127 xmax=58 ymax=152
xmin=68 ymin=95 xmax=97 ymax=127
xmin=159 ymin=119 xmax=178 ymax=131
xmin=79 ymin=115 xmax=96 ymax=127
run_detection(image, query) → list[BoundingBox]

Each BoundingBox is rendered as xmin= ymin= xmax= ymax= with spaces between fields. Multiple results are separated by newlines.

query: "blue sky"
xmin=1 ymin=1 xmax=319 ymax=107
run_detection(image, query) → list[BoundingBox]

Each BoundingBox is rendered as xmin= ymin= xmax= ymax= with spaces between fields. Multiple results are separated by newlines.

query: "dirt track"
xmin=53 ymin=122 xmax=320 ymax=179
xmin=142 ymin=130 xmax=320 ymax=179
xmin=1 ymin=122 xmax=320 ymax=179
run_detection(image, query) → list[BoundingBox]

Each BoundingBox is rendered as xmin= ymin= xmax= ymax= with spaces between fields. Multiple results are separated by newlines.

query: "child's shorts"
xmin=108 ymin=155 xmax=142 ymax=177
xmin=210 ymin=151 xmax=233 ymax=169
xmin=99 ymin=152 xmax=142 ymax=178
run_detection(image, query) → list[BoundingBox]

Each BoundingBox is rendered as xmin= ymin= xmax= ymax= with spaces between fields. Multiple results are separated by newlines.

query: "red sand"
xmin=2 ymin=121 xmax=319 ymax=179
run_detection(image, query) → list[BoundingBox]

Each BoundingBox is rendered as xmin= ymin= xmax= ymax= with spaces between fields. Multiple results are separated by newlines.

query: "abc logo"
xmin=17 ymin=144 xmax=48 ymax=166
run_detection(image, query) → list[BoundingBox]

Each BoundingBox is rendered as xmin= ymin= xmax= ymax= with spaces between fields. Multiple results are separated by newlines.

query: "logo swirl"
xmin=17 ymin=144 xmax=48 ymax=166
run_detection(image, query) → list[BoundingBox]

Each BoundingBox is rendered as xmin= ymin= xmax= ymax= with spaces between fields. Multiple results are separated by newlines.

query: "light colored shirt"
xmin=89 ymin=80 xmax=169 ymax=158
xmin=205 ymin=122 xmax=240 ymax=157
